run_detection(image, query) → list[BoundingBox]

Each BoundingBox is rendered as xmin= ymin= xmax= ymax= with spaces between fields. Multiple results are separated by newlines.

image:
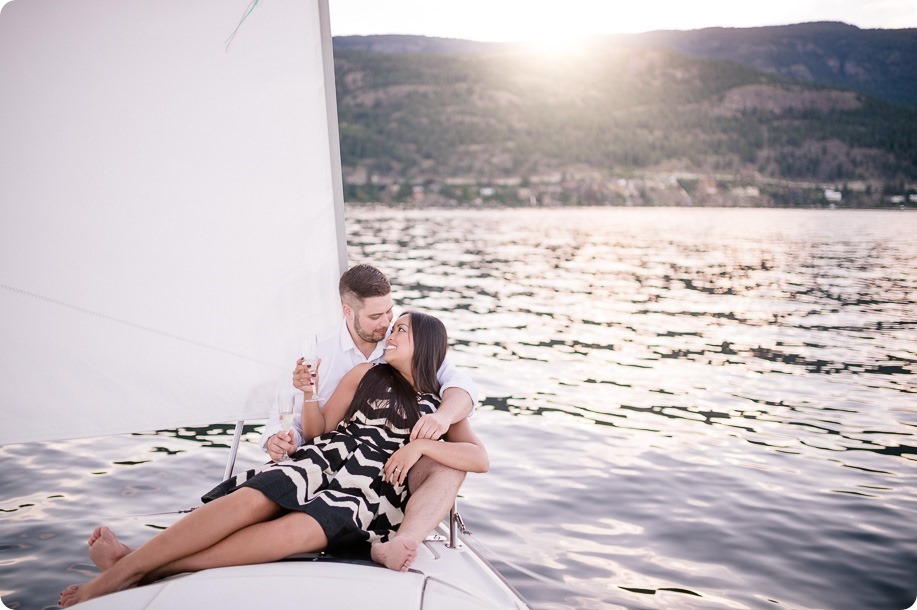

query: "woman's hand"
xmin=384 ymin=441 xmax=427 ymax=486
xmin=292 ymin=357 xmax=320 ymax=394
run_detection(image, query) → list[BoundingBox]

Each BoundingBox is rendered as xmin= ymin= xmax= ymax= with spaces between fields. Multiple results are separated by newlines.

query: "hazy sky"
xmin=1 ymin=1 xmax=915 ymax=42
xmin=327 ymin=0 xmax=917 ymax=41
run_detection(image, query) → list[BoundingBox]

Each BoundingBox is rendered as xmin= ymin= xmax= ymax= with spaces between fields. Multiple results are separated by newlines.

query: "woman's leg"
xmin=142 ymin=511 xmax=329 ymax=584
xmin=60 ymin=488 xmax=281 ymax=607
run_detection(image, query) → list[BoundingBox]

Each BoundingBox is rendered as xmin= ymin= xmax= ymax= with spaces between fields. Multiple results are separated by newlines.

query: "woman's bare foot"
xmin=88 ymin=526 xmax=133 ymax=570
xmin=59 ymin=583 xmax=85 ymax=607
xmin=59 ymin=566 xmax=140 ymax=608
xmin=58 ymin=584 xmax=79 ymax=606
xmin=370 ymin=537 xmax=419 ymax=572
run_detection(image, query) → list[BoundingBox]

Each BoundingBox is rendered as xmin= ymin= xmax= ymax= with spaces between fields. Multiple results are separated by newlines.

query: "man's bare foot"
xmin=88 ymin=526 xmax=133 ymax=571
xmin=370 ymin=537 xmax=419 ymax=572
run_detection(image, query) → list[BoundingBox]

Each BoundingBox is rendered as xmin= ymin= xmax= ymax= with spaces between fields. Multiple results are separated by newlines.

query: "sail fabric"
xmin=0 ymin=0 xmax=347 ymax=445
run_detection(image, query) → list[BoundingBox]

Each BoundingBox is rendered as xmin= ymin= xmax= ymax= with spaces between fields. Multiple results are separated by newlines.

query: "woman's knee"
xmin=277 ymin=512 xmax=328 ymax=553
xmin=227 ymin=487 xmax=281 ymax=519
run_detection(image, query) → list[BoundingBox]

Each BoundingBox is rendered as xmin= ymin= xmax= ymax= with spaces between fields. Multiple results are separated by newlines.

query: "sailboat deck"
xmin=71 ymin=526 xmax=528 ymax=609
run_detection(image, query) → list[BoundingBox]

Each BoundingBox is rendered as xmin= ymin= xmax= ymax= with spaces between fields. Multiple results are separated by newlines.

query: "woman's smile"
xmin=383 ymin=316 xmax=413 ymax=365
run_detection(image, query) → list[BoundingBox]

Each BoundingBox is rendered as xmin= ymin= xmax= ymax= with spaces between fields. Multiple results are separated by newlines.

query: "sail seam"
xmin=0 ymin=281 xmax=281 ymax=369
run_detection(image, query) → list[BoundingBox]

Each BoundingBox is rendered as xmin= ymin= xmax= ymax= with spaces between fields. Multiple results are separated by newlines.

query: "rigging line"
xmin=224 ymin=0 xmax=260 ymax=52
xmin=0 ymin=282 xmax=281 ymax=369
xmin=131 ymin=507 xmax=199 ymax=518
xmin=17 ymin=507 xmax=202 ymax=525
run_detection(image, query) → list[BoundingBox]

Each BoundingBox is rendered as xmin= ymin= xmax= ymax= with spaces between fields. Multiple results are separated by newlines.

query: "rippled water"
xmin=2 ymin=208 xmax=915 ymax=610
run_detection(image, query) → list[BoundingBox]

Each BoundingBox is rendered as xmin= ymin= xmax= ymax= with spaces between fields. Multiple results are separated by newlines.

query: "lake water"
xmin=1 ymin=207 xmax=915 ymax=609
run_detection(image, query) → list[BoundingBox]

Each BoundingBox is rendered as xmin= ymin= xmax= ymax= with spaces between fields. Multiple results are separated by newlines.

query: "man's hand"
xmin=410 ymin=411 xmax=451 ymax=441
xmin=410 ymin=387 xmax=473 ymax=441
xmin=267 ymin=430 xmax=296 ymax=462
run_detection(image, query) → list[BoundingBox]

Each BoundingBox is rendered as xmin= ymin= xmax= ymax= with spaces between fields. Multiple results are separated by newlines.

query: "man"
xmin=260 ymin=264 xmax=476 ymax=570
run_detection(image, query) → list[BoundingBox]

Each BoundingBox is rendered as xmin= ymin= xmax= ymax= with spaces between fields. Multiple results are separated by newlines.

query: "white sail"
xmin=0 ymin=0 xmax=347 ymax=445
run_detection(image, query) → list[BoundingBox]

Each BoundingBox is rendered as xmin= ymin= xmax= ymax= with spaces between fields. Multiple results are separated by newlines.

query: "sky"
xmin=327 ymin=0 xmax=917 ymax=42
xmin=1 ymin=0 xmax=915 ymax=41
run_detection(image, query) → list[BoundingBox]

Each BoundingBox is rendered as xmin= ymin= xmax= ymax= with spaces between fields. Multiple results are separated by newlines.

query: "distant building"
xmin=531 ymin=172 xmax=562 ymax=185
xmin=824 ymin=189 xmax=842 ymax=202
xmin=730 ymin=186 xmax=760 ymax=198
xmin=344 ymin=166 xmax=369 ymax=184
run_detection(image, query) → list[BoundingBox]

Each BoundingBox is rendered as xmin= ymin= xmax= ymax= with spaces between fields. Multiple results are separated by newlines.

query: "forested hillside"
xmin=332 ymin=25 xmax=917 ymax=207
xmin=631 ymin=22 xmax=917 ymax=108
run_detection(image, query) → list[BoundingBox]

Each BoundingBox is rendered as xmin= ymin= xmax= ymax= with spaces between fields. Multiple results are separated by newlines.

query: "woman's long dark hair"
xmin=344 ymin=312 xmax=448 ymax=429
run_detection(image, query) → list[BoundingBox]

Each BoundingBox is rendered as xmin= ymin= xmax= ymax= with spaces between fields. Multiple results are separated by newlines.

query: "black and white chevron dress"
xmin=202 ymin=392 xmax=439 ymax=551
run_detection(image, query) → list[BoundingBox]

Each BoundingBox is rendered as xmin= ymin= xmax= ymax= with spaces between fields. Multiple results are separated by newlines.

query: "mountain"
xmin=628 ymin=22 xmax=917 ymax=109
xmin=336 ymin=23 xmax=917 ymax=110
xmin=331 ymin=25 xmax=917 ymax=207
xmin=333 ymin=35 xmax=501 ymax=56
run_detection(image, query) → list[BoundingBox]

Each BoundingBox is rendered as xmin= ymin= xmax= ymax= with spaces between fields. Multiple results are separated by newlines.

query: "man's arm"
xmin=410 ymin=357 xmax=476 ymax=441
xmin=436 ymin=356 xmax=479 ymax=406
xmin=409 ymin=387 xmax=473 ymax=441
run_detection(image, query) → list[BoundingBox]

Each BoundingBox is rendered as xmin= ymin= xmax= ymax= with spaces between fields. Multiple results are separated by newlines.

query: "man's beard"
xmin=354 ymin=317 xmax=386 ymax=344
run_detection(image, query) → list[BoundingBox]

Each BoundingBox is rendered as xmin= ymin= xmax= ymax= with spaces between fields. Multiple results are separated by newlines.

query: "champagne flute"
xmin=277 ymin=392 xmax=296 ymax=461
xmin=301 ymin=333 xmax=319 ymax=400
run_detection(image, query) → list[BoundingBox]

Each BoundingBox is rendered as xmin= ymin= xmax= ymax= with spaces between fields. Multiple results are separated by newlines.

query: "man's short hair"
xmin=339 ymin=264 xmax=391 ymax=308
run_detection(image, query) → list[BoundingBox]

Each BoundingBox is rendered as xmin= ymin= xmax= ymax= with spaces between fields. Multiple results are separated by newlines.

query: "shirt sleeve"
xmin=436 ymin=356 xmax=478 ymax=413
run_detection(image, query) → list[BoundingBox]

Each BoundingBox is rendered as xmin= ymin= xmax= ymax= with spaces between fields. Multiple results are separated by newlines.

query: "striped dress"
xmin=202 ymin=392 xmax=439 ymax=552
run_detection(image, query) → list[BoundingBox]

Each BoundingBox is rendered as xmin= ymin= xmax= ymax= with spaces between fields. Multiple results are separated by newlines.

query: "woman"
xmin=60 ymin=312 xmax=488 ymax=607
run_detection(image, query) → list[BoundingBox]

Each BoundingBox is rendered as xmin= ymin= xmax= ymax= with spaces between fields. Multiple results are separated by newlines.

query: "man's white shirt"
xmin=259 ymin=319 xmax=478 ymax=451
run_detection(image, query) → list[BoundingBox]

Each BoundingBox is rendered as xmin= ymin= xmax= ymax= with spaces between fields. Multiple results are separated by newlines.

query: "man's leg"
xmin=371 ymin=456 xmax=465 ymax=571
